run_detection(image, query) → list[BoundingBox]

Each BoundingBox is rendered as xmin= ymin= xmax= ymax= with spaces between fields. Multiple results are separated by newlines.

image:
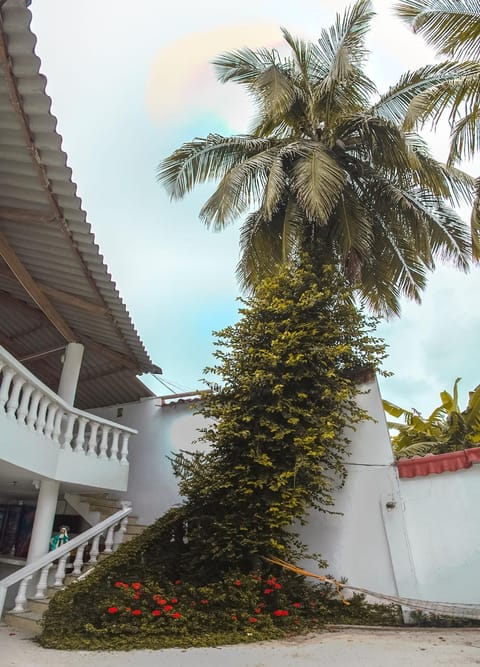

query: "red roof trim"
xmin=397 ymin=447 xmax=480 ymax=478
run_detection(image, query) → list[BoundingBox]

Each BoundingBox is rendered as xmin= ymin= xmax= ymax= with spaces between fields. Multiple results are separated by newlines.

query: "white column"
xmin=27 ymin=343 xmax=84 ymax=562
xmin=57 ymin=342 xmax=84 ymax=405
xmin=27 ymin=479 xmax=60 ymax=563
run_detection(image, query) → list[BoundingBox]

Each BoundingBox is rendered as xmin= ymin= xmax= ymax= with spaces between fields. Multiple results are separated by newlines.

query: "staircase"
xmin=65 ymin=492 xmax=149 ymax=544
xmin=1 ymin=501 xmax=148 ymax=636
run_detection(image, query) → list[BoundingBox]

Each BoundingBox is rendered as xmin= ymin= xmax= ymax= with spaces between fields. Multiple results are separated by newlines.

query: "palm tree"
xmin=384 ymin=378 xmax=480 ymax=458
xmin=158 ymin=0 xmax=474 ymax=317
xmin=395 ymin=0 xmax=480 ymax=251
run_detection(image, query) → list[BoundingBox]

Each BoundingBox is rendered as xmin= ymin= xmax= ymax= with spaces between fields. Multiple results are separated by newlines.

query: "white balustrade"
xmin=0 ymin=505 xmax=133 ymax=618
xmin=0 ymin=345 xmax=137 ymax=472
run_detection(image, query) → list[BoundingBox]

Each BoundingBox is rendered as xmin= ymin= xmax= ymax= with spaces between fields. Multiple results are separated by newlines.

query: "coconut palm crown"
xmin=396 ymin=0 xmax=480 ymax=256
xmin=158 ymin=0 xmax=475 ymax=317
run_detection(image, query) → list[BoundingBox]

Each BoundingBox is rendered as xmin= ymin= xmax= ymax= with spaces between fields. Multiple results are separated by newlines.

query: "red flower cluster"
xmin=132 ymin=609 xmax=142 ymax=616
xmin=200 ymin=599 xmax=209 ymax=605
xmin=172 ymin=612 xmax=182 ymax=620
xmin=234 ymin=580 xmax=242 ymax=586
xmin=249 ymin=617 xmax=258 ymax=623
xmin=273 ymin=609 xmax=289 ymax=617
xmin=152 ymin=610 xmax=162 ymax=617
xmin=175 ymin=580 xmax=181 ymax=585
xmin=293 ymin=602 xmax=301 ymax=608
xmin=131 ymin=582 xmax=142 ymax=591
xmin=107 ymin=606 xmax=119 ymax=614
xmin=114 ymin=581 xmax=129 ymax=589
xmin=170 ymin=598 xmax=178 ymax=604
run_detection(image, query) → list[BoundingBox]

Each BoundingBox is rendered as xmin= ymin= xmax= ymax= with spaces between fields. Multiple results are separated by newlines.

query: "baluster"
xmin=34 ymin=564 xmax=53 ymax=599
xmin=119 ymin=433 xmax=130 ymax=465
xmin=104 ymin=525 xmax=115 ymax=554
xmin=87 ymin=421 xmax=99 ymax=456
xmin=98 ymin=425 xmax=110 ymax=459
xmin=0 ymin=366 xmax=15 ymax=411
xmin=63 ymin=413 xmax=77 ymax=450
xmin=110 ymin=429 xmax=120 ymax=462
xmin=88 ymin=534 xmax=101 ymax=564
xmin=113 ymin=517 xmax=129 ymax=551
xmin=35 ymin=396 xmax=50 ymax=434
xmin=74 ymin=416 xmax=88 ymax=453
xmin=54 ymin=554 xmax=69 ymax=587
xmin=12 ymin=575 xmax=32 ymax=612
xmin=52 ymin=408 xmax=64 ymax=444
xmin=44 ymin=403 xmax=59 ymax=439
xmin=6 ymin=374 xmax=24 ymax=418
xmin=26 ymin=389 xmax=42 ymax=430
xmin=72 ymin=543 xmax=87 ymax=576
xmin=16 ymin=382 xmax=34 ymax=425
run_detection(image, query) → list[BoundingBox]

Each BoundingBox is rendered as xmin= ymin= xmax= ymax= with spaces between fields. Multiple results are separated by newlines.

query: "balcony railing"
xmin=0 ymin=345 xmax=136 ymax=486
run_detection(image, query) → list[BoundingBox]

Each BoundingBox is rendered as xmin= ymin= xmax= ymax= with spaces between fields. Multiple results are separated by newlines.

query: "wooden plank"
xmin=0 ymin=231 xmax=76 ymax=342
xmin=0 ymin=267 xmax=107 ymax=315
xmin=0 ymin=207 xmax=56 ymax=224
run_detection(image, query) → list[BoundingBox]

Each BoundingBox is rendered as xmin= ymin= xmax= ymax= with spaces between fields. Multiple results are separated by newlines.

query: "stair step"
xmin=27 ymin=597 xmax=50 ymax=614
xmin=125 ymin=523 xmax=146 ymax=535
xmin=88 ymin=499 xmax=124 ymax=510
xmin=4 ymin=610 xmax=41 ymax=635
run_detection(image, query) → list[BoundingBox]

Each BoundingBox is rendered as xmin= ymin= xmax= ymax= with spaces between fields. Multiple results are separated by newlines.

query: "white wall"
xmin=296 ymin=377 xmax=410 ymax=597
xmin=95 ymin=380 xmax=411 ymax=601
xmin=92 ymin=398 xmax=206 ymax=525
xmin=399 ymin=465 xmax=480 ymax=604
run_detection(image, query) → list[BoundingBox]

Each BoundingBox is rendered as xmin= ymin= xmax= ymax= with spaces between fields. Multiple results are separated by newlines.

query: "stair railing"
xmin=0 ymin=503 xmax=132 ymax=618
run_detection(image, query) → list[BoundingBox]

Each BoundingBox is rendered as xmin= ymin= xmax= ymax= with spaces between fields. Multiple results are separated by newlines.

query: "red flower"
xmin=114 ymin=582 xmax=124 ymax=588
xmin=133 ymin=593 xmax=141 ymax=600
xmin=170 ymin=598 xmax=178 ymax=604
xmin=293 ymin=602 xmax=301 ymax=608
xmin=200 ymin=599 xmax=209 ymax=605
xmin=172 ymin=612 xmax=181 ymax=619
xmin=234 ymin=580 xmax=242 ymax=586
xmin=175 ymin=580 xmax=181 ymax=585
xmin=263 ymin=588 xmax=273 ymax=595
xmin=152 ymin=610 xmax=162 ymax=617
xmin=132 ymin=609 xmax=142 ymax=616
xmin=125 ymin=607 xmax=131 ymax=612
xmin=273 ymin=609 xmax=289 ymax=617
xmin=248 ymin=617 xmax=258 ymax=623
xmin=158 ymin=598 xmax=167 ymax=605
xmin=131 ymin=582 xmax=142 ymax=591
xmin=107 ymin=606 xmax=119 ymax=614
xmin=254 ymin=608 xmax=262 ymax=614
xmin=164 ymin=605 xmax=173 ymax=612
xmin=231 ymin=615 xmax=238 ymax=622
xmin=266 ymin=578 xmax=276 ymax=585
xmin=274 ymin=583 xmax=282 ymax=590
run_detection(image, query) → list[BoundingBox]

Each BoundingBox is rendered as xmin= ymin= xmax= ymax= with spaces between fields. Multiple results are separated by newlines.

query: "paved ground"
xmin=1 ymin=625 xmax=480 ymax=666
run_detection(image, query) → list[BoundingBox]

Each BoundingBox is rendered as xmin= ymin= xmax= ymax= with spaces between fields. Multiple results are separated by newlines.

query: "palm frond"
xmin=448 ymin=106 xmax=480 ymax=164
xmin=290 ymin=144 xmax=346 ymax=223
xmin=199 ymin=148 xmax=281 ymax=230
xmin=372 ymin=61 xmax=478 ymax=126
xmin=158 ymin=134 xmax=277 ymax=199
xmin=471 ymin=176 xmax=480 ymax=260
xmin=395 ymin=0 xmax=480 ymax=60
xmin=315 ymin=0 xmax=377 ymax=118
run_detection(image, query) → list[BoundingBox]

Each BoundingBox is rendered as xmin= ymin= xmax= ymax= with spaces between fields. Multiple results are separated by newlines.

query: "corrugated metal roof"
xmin=0 ymin=0 xmax=159 ymax=408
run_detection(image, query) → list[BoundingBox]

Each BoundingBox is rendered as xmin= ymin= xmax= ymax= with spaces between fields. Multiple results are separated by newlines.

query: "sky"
xmin=29 ymin=0 xmax=480 ymax=416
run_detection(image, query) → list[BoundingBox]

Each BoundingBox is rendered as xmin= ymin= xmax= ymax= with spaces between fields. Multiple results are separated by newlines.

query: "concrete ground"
xmin=1 ymin=625 xmax=480 ymax=667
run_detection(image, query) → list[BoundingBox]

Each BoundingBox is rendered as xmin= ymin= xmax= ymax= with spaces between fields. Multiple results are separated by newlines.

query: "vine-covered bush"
xmin=40 ymin=263 xmax=389 ymax=649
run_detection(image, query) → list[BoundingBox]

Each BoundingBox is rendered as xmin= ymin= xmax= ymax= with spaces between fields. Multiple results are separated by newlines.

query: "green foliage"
xmin=171 ymin=261 xmax=386 ymax=580
xmin=384 ymin=378 xmax=480 ymax=458
xmin=39 ymin=261 xmax=389 ymax=649
xmin=39 ymin=567 xmax=402 ymax=651
xmin=158 ymin=0 xmax=475 ymax=317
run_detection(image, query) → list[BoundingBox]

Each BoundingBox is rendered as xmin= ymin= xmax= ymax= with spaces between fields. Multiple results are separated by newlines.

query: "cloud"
xmin=146 ymin=23 xmax=282 ymax=132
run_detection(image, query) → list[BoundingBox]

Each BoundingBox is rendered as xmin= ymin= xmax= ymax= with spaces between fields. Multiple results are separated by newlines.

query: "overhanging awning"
xmin=0 ymin=0 xmax=160 ymax=408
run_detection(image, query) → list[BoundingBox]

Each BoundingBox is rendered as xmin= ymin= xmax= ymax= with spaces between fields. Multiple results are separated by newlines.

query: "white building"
xmin=1 ymin=0 xmax=478 ymax=628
